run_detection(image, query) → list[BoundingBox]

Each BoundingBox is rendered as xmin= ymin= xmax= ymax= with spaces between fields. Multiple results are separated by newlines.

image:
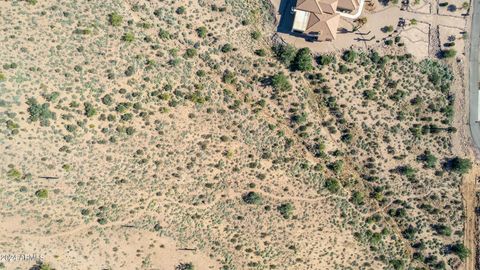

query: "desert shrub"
xmin=184 ymin=48 xmax=197 ymax=58
xmin=0 ymin=73 xmax=5 ymax=81
xmin=290 ymin=112 xmax=307 ymax=124
xmin=363 ymin=89 xmax=376 ymax=100
xmin=272 ymin=43 xmax=296 ymax=66
xmin=277 ymin=203 xmax=294 ymax=219
xmin=325 ymin=178 xmax=340 ymax=193
xmin=385 ymin=39 xmax=393 ymax=45
xmin=292 ymin=48 xmax=313 ymax=71
xmin=447 ymin=157 xmax=472 ymax=174
xmin=389 ymin=259 xmax=404 ymax=270
xmin=397 ymin=165 xmax=416 ymax=177
xmin=271 ymin=72 xmax=292 ymax=92
xmin=403 ymin=225 xmax=417 ymax=240
xmin=176 ymin=263 xmax=194 ymax=270
xmin=222 ymin=70 xmax=236 ymax=84
xmin=242 ymin=191 xmax=262 ymax=204
xmin=441 ymin=49 xmax=456 ymax=58
xmin=317 ymin=54 xmax=335 ymax=66
xmin=159 ymin=29 xmax=171 ymax=40
xmin=339 ymin=64 xmax=349 ymax=73
xmin=254 ymin=49 xmax=266 ymax=57
xmin=417 ymin=150 xmax=437 ymax=168
xmin=122 ymin=32 xmax=135 ymax=42
xmin=433 ymin=224 xmax=452 ymax=236
xmin=102 ymin=94 xmax=113 ymax=106
xmin=176 ymin=6 xmax=186 ymax=14
xmin=351 ymin=191 xmax=364 ymax=205
xmin=328 ymin=160 xmax=344 ymax=174
xmin=125 ymin=66 xmax=135 ymax=76
xmin=26 ymin=98 xmax=55 ymax=125
xmin=84 ymin=102 xmax=96 ymax=117
xmin=7 ymin=168 xmax=21 ymax=180
xmin=450 ymin=243 xmax=470 ymax=261
xmin=196 ymin=26 xmax=207 ymax=38
xmin=35 ymin=189 xmax=48 ymax=198
xmin=108 ymin=12 xmax=123 ymax=26
xmin=382 ymin=25 xmax=394 ymax=32
xmin=251 ymin=31 xmax=261 ymax=40
xmin=342 ymin=50 xmax=357 ymax=62
xmin=221 ymin=43 xmax=233 ymax=53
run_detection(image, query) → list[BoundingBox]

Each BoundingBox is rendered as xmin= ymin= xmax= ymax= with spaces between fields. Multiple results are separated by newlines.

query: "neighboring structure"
xmin=292 ymin=0 xmax=359 ymax=41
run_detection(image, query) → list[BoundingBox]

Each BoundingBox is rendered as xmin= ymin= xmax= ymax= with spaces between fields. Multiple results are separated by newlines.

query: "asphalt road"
xmin=469 ymin=0 xmax=480 ymax=148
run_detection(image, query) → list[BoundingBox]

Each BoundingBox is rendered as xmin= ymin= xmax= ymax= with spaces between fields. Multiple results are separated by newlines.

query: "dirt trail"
xmin=463 ymin=166 xmax=478 ymax=270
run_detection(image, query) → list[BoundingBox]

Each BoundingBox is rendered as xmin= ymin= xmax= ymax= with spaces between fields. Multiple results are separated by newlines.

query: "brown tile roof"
xmin=296 ymin=0 xmax=322 ymax=14
xmin=304 ymin=13 xmax=340 ymax=40
xmin=337 ymin=0 xmax=359 ymax=11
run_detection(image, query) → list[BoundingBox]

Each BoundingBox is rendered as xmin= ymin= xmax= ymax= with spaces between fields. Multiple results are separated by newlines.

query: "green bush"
xmin=102 ymin=94 xmax=113 ymax=106
xmin=325 ymin=178 xmax=340 ymax=193
xmin=272 ymin=44 xmax=296 ymax=66
xmin=350 ymin=191 xmax=364 ymax=205
xmin=450 ymin=243 xmax=470 ymax=261
xmin=433 ymin=224 xmax=452 ymax=236
xmin=254 ymin=49 xmax=266 ymax=57
xmin=242 ymin=191 xmax=262 ymax=204
xmin=441 ymin=49 xmax=457 ymax=58
xmin=84 ymin=102 xmax=96 ymax=117
xmin=271 ymin=72 xmax=292 ymax=92
xmin=159 ymin=29 xmax=171 ymax=40
xmin=176 ymin=263 xmax=194 ymax=270
xmin=196 ymin=26 xmax=207 ymax=38
xmin=108 ymin=12 xmax=123 ymax=26
xmin=221 ymin=43 xmax=233 ymax=53
xmin=292 ymin=48 xmax=313 ymax=71
xmin=35 ymin=189 xmax=48 ymax=199
xmin=417 ymin=150 xmax=437 ymax=168
xmin=176 ymin=6 xmax=186 ymax=14
xmin=342 ymin=50 xmax=357 ymax=62
xmin=26 ymin=98 xmax=56 ymax=124
xmin=251 ymin=31 xmax=261 ymax=40
xmin=184 ymin=48 xmax=197 ymax=58
xmin=448 ymin=157 xmax=472 ymax=174
xmin=222 ymin=70 xmax=236 ymax=84
xmin=277 ymin=203 xmax=294 ymax=219
xmin=317 ymin=54 xmax=335 ymax=66
xmin=122 ymin=32 xmax=135 ymax=42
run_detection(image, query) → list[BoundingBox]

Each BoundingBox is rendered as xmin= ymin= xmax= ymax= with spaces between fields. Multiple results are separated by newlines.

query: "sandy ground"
xmin=0 ymin=228 xmax=220 ymax=270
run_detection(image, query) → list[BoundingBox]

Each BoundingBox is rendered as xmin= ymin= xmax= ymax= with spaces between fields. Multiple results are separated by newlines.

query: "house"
xmin=292 ymin=0 xmax=359 ymax=41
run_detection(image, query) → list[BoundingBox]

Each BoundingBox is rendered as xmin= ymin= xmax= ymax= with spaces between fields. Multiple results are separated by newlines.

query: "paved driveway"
xmin=468 ymin=0 xmax=480 ymax=148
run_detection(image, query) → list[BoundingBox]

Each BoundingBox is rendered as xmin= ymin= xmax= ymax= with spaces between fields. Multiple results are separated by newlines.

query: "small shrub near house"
xmin=273 ymin=44 xmax=297 ymax=66
xmin=342 ymin=50 xmax=357 ymax=63
xmin=292 ymin=48 xmax=313 ymax=71
xmin=441 ymin=49 xmax=456 ymax=58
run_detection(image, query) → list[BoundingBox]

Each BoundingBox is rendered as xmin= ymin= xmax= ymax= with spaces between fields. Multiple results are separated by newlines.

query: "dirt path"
xmin=462 ymin=167 xmax=478 ymax=270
